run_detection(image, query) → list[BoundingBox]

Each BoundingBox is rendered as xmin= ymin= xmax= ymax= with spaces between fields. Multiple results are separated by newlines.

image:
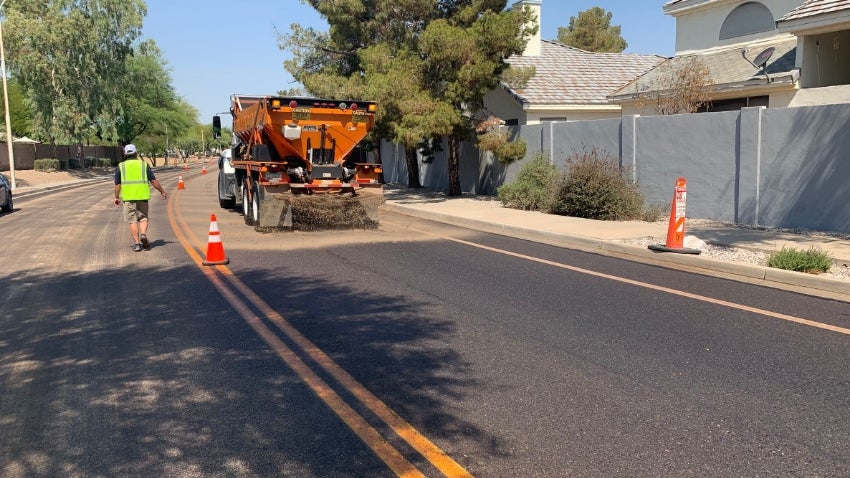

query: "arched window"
xmin=720 ymin=2 xmax=775 ymax=40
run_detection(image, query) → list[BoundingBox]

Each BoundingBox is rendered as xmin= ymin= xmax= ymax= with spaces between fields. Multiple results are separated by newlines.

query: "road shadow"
xmin=0 ymin=259 xmax=506 ymax=476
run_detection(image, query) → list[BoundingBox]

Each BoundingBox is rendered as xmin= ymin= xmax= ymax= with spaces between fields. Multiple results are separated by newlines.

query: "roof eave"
xmin=778 ymin=13 xmax=850 ymax=35
xmin=526 ymin=104 xmax=622 ymax=113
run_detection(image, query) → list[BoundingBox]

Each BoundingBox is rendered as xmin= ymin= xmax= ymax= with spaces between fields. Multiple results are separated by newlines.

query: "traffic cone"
xmin=184 ymin=163 xmax=189 ymax=172
xmin=665 ymin=177 xmax=687 ymax=249
xmin=177 ymin=175 xmax=186 ymax=190
xmin=202 ymin=214 xmax=230 ymax=266
xmin=201 ymin=164 xmax=207 ymax=174
xmin=648 ymin=177 xmax=701 ymax=254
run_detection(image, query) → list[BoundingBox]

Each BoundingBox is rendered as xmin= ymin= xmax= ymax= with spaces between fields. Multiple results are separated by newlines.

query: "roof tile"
xmin=504 ymin=40 xmax=665 ymax=105
xmin=612 ymin=37 xmax=798 ymax=97
xmin=779 ymin=0 xmax=850 ymax=22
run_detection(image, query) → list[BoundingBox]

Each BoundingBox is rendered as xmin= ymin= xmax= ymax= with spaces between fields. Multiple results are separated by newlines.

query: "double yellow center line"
xmin=166 ymin=187 xmax=473 ymax=478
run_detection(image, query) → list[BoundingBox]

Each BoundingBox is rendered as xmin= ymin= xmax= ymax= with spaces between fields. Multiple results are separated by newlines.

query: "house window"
xmin=719 ymin=2 xmax=775 ymax=40
xmin=504 ymin=119 xmax=519 ymax=126
xmin=698 ymin=95 xmax=769 ymax=112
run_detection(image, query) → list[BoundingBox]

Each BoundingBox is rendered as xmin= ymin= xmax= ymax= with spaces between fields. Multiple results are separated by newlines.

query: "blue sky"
xmin=142 ymin=1 xmax=675 ymax=122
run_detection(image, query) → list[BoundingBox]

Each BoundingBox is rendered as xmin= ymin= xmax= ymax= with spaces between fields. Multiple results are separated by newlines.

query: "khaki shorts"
xmin=123 ymin=200 xmax=149 ymax=223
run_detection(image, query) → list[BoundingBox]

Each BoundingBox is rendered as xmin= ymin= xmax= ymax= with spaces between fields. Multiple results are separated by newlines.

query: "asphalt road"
xmin=1 ymin=169 xmax=849 ymax=477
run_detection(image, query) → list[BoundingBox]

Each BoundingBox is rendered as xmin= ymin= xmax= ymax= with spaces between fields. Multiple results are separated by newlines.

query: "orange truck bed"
xmin=229 ymin=95 xmax=381 ymax=191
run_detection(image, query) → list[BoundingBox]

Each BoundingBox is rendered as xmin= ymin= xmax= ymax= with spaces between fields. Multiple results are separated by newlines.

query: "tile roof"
xmin=612 ymin=36 xmax=798 ymax=97
xmin=778 ymin=0 xmax=850 ymax=22
xmin=503 ymin=40 xmax=665 ymax=105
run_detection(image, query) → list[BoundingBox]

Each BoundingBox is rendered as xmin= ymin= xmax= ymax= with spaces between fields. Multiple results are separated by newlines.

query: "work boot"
xmin=140 ymin=234 xmax=150 ymax=250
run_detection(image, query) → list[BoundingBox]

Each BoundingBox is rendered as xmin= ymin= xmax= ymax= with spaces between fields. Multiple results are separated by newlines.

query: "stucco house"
xmin=482 ymin=0 xmax=665 ymax=125
xmin=611 ymin=0 xmax=850 ymax=114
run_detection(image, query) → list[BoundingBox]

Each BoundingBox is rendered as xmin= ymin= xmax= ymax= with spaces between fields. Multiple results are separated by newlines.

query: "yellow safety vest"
xmin=119 ymin=159 xmax=151 ymax=201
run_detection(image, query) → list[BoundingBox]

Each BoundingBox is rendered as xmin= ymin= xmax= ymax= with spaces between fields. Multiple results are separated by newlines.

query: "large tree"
xmin=115 ymin=39 xmax=196 ymax=164
xmin=3 ymin=0 xmax=145 ymax=146
xmin=282 ymin=0 xmax=534 ymax=195
xmin=557 ymin=7 xmax=627 ymax=53
xmin=0 ymin=78 xmax=33 ymax=139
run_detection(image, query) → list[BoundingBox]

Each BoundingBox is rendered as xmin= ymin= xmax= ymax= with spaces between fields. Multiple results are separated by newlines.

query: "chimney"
xmin=514 ymin=0 xmax=542 ymax=57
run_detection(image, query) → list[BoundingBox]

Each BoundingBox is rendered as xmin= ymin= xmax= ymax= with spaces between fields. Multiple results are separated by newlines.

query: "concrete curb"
xmin=382 ymin=202 xmax=850 ymax=301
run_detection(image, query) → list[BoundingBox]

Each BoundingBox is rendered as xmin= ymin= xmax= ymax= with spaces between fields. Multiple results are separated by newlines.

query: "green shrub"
xmin=767 ymin=246 xmax=833 ymax=274
xmin=34 ymin=158 xmax=61 ymax=171
xmin=479 ymin=130 xmax=528 ymax=164
xmin=57 ymin=158 xmax=69 ymax=170
xmin=497 ymin=154 xmax=559 ymax=211
xmin=548 ymin=146 xmax=644 ymax=220
xmin=84 ymin=157 xmax=112 ymax=168
xmin=69 ymin=157 xmax=82 ymax=169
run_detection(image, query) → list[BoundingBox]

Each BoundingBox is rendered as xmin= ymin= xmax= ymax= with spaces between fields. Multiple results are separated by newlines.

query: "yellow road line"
xmin=167 ymin=191 xmax=473 ymax=478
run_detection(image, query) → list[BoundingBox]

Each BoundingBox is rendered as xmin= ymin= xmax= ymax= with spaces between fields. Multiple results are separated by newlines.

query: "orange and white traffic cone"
xmin=201 ymin=164 xmax=207 ymax=174
xmin=202 ymin=214 xmax=230 ymax=266
xmin=177 ymin=175 xmax=186 ymax=190
xmin=648 ymin=177 xmax=701 ymax=254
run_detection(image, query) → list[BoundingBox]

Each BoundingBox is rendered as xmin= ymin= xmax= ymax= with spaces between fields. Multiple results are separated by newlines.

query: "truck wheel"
xmin=249 ymin=183 xmax=260 ymax=225
xmin=241 ymin=179 xmax=254 ymax=225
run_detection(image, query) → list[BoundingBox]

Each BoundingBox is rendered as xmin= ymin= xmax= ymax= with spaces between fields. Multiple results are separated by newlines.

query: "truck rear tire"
xmin=242 ymin=178 xmax=260 ymax=226
xmin=241 ymin=179 xmax=253 ymax=225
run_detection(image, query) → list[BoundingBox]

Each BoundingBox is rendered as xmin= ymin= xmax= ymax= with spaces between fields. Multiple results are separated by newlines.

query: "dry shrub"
xmin=548 ymin=147 xmax=644 ymax=220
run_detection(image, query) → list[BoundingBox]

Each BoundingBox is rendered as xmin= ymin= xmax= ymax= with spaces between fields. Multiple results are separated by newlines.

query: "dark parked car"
xmin=0 ymin=174 xmax=12 ymax=213
xmin=217 ymin=148 xmax=237 ymax=209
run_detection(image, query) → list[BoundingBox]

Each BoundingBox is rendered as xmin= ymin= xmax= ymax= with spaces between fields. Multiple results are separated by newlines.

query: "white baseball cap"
xmin=123 ymin=144 xmax=137 ymax=156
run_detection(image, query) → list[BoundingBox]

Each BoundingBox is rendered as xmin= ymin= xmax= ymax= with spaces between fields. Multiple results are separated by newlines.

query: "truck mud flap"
xmin=256 ymin=192 xmax=289 ymax=230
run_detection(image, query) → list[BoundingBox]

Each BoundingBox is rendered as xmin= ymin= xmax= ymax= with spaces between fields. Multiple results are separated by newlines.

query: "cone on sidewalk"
xmin=177 ymin=175 xmax=186 ymax=190
xmin=202 ymin=214 xmax=230 ymax=266
xmin=648 ymin=177 xmax=701 ymax=255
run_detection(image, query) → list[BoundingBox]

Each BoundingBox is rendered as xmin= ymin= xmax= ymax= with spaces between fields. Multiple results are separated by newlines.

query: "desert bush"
xmin=85 ymin=157 xmax=112 ymax=167
xmin=767 ymin=247 xmax=833 ymax=274
xmin=497 ymin=153 xmax=559 ymax=211
xmin=478 ymin=129 xmax=528 ymax=164
xmin=640 ymin=202 xmax=669 ymax=222
xmin=548 ymin=146 xmax=644 ymax=220
xmin=34 ymin=158 xmax=61 ymax=171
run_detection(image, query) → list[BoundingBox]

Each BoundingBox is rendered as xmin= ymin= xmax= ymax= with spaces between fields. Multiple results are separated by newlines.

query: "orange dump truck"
xmin=213 ymin=94 xmax=382 ymax=229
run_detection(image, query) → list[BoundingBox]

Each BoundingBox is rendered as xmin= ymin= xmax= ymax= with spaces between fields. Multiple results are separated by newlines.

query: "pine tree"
xmin=557 ymin=7 xmax=627 ymax=53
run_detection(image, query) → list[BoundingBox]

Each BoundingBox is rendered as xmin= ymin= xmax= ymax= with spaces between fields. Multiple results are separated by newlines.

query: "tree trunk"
xmin=447 ymin=133 xmax=461 ymax=196
xmin=405 ymin=146 xmax=422 ymax=188
xmin=371 ymin=137 xmax=382 ymax=164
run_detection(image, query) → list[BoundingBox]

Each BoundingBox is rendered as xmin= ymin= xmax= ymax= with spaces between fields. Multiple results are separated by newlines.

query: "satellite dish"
xmin=752 ymin=47 xmax=775 ymax=69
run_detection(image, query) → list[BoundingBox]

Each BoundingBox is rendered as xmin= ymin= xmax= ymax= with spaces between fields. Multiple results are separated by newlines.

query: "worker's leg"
xmin=124 ymin=202 xmax=141 ymax=245
xmin=136 ymin=202 xmax=151 ymax=249
xmin=129 ymin=221 xmax=141 ymax=244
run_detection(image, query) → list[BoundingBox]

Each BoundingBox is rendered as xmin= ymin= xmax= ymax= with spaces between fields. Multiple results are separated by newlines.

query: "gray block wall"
xmin=381 ymin=103 xmax=850 ymax=232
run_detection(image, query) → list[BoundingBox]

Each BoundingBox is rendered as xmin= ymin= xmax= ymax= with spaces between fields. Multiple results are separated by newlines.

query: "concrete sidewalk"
xmin=381 ymin=186 xmax=850 ymax=301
